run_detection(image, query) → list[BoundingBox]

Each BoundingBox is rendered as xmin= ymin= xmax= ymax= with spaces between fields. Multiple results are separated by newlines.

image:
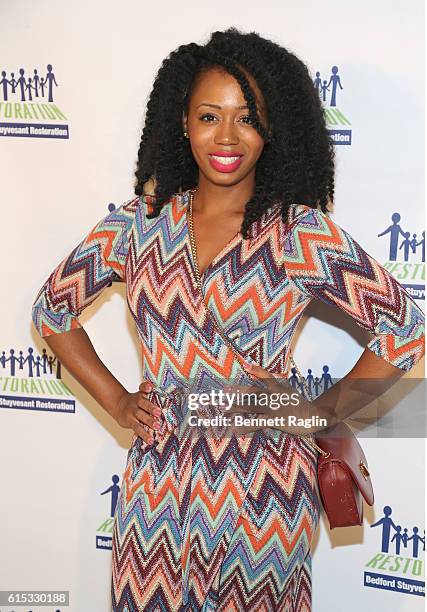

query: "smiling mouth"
xmin=210 ymin=155 xmax=242 ymax=164
xmin=208 ymin=154 xmax=243 ymax=173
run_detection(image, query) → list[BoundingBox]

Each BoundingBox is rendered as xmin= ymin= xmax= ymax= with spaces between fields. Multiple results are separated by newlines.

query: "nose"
xmin=214 ymin=118 xmax=239 ymax=145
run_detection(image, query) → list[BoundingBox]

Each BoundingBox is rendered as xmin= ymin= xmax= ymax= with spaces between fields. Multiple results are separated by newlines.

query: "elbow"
xmin=31 ymin=300 xmax=83 ymax=338
xmin=31 ymin=301 xmax=47 ymax=338
xmin=408 ymin=317 xmax=425 ymax=371
xmin=366 ymin=326 xmax=425 ymax=373
xmin=396 ymin=333 xmax=424 ymax=373
xmin=31 ymin=288 xmax=60 ymax=339
xmin=31 ymin=286 xmax=43 ymax=337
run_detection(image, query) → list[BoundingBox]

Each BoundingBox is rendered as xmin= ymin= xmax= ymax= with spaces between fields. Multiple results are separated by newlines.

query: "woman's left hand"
xmin=221 ymin=364 xmax=309 ymax=436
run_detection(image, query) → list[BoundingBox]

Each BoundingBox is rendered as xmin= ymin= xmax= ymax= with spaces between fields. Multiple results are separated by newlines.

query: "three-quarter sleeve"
xmin=32 ymin=197 xmax=139 ymax=337
xmin=283 ymin=206 xmax=425 ymax=372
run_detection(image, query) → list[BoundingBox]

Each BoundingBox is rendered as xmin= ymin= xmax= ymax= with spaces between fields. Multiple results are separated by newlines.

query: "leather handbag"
xmin=289 ymin=355 xmax=374 ymax=529
xmin=186 ymin=189 xmax=374 ymax=530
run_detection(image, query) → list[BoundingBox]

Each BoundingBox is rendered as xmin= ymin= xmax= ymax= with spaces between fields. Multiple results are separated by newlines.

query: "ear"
xmin=143 ymin=176 xmax=157 ymax=195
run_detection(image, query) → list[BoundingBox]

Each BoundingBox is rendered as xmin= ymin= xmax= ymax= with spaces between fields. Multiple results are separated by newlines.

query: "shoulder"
xmin=110 ymin=191 xmax=177 ymax=216
xmin=283 ymin=203 xmax=372 ymax=262
xmin=102 ymin=193 xmax=159 ymax=227
xmin=91 ymin=196 xmax=142 ymax=246
xmin=101 ymin=195 xmax=140 ymax=223
xmin=282 ymin=203 xmax=332 ymax=231
xmin=280 ymin=203 xmax=345 ymax=259
xmin=286 ymin=203 xmax=315 ymax=224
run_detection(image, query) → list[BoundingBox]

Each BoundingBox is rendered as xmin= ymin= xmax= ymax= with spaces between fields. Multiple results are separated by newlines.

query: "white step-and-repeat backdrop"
xmin=1 ymin=1 xmax=424 ymax=611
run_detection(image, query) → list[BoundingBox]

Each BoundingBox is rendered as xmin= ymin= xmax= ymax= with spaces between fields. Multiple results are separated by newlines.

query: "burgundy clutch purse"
xmin=312 ymin=421 xmax=374 ymax=529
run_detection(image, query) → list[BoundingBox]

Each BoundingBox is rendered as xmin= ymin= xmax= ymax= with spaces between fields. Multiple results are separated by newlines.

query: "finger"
xmin=242 ymin=364 xmax=282 ymax=388
xmin=248 ymin=365 xmax=282 ymax=392
xmin=273 ymin=370 xmax=291 ymax=381
xmin=139 ymin=380 xmax=154 ymax=393
xmin=135 ymin=406 xmax=161 ymax=432
xmin=222 ymin=384 xmax=263 ymax=397
xmin=243 ymin=365 xmax=294 ymax=393
xmin=226 ymin=404 xmax=266 ymax=415
xmin=133 ymin=420 xmax=155 ymax=444
xmin=137 ymin=394 xmax=162 ymax=418
xmin=242 ymin=364 xmax=271 ymax=378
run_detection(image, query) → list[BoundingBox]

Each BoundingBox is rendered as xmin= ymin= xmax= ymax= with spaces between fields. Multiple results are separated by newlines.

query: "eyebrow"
xmin=196 ymin=102 xmax=249 ymax=110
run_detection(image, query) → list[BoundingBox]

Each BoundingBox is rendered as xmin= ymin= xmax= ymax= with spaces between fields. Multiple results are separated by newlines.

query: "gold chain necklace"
xmin=187 ymin=188 xmax=239 ymax=357
xmin=187 ymin=189 xmax=202 ymax=286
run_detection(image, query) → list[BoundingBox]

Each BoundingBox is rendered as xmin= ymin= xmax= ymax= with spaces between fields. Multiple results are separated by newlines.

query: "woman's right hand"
xmin=115 ymin=381 xmax=162 ymax=444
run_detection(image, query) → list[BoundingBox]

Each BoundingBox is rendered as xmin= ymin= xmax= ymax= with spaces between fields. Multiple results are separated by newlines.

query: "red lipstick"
xmin=208 ymin=152 xmax=243 ymax=173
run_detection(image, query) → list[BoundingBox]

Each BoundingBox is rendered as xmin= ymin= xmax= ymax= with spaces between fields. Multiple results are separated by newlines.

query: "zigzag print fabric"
xmin=32 ymin=189 xmax=425 ymax=611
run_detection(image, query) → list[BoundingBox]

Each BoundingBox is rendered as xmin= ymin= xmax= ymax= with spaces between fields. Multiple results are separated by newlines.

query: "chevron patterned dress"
xmin=32 ymin=189 xmax=425 ymax=611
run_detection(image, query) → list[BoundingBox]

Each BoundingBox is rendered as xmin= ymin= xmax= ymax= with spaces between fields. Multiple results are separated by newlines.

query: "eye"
xmin=239 ymin=115 xmax=253 ymax=125
xmin=199 ymin=113 xmax=218 ymax=122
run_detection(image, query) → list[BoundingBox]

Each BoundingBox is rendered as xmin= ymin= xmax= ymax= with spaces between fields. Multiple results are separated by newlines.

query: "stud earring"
xmin=183 ymin=131 xmax=188 ymax=138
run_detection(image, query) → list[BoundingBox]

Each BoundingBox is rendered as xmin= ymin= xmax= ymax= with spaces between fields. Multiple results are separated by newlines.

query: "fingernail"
xmin=154 ymin=408 xmax=161 ymax=416
xmin=147 ymin=437 xmax=154 ymax=444
xmin=153 ymin=421 xmax=160 ymax=430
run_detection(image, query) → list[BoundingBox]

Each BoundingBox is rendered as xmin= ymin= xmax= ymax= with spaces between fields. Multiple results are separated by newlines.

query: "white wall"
xmin=0 ymin=1 xmax=424 ymax=610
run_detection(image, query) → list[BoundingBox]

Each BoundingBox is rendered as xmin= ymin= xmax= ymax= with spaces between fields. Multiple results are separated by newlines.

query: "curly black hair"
xmin=134 ymin=27 xmax=335 ymax=239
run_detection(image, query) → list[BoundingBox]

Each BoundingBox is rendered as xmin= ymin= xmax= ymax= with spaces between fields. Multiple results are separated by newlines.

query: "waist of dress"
xmin=148 ymin=374 xmax=271 ymax=400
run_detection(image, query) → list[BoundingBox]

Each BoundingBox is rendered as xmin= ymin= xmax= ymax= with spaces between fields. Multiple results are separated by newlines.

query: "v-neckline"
xmin=182 ymin=190 xmax=242 ymax=282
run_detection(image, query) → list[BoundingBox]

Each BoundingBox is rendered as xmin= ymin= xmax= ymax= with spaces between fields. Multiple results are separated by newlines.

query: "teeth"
xmin=210 ymin=155 xmax=241 ymax=164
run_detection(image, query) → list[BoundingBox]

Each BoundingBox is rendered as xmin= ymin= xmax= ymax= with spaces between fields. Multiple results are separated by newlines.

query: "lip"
xmin=210 ymin=151 xmax=243 ymax=157
xmin=208 ymin=153 xmax=244 ymax=173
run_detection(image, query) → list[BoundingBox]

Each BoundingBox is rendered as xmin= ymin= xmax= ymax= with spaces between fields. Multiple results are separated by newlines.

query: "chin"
xmin=200 ymin=166 xmax=249 ymax=186
xmin=209 ymin=175 xmax=245 ymax=187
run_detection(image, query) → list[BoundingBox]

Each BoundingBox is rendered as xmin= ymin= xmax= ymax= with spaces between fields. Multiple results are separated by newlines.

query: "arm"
xmin=32 ymin=198 xmax=159 ymax=443
xmin=283 ymin=206 xmax=425 ymax=431
xmin=42 ymin=327 xmax=128 ymax=422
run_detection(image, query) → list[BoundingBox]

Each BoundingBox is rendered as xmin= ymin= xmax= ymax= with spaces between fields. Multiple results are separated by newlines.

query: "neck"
xmin=191 ymin=174 xmax=255 ymax=216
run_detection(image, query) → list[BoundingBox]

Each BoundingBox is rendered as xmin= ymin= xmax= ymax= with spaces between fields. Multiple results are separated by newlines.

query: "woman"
xmin=32 ymin=28 xmax=424 ymax=611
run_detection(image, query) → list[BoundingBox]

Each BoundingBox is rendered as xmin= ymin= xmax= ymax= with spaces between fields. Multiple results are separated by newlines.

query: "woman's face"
xmin=183 ymin=67 xmax=268 ymax=188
